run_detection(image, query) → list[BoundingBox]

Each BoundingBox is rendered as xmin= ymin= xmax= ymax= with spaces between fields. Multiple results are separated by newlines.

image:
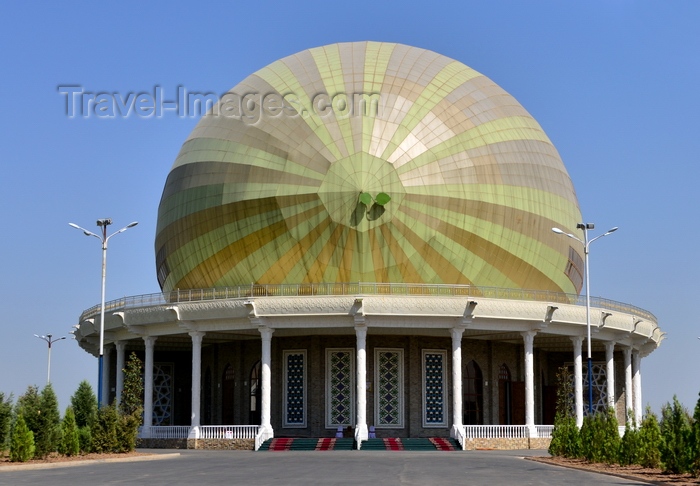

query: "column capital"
xmin=604 ymin=341 xmax=615 ymax=352
xmin=570 ymin=335 xmax=583 ymax=348
xmin=143 ymin=336 xmax=158 ymax=347
xmin=521 ymin=330 xmax=537 ymax=345
xmin=189 ymin=330 xmax=206 ymax=344
xmin=259 ymin=326 xmax=274 ymax=341
xmin=114 ymin=340 xmax=126 ymax=352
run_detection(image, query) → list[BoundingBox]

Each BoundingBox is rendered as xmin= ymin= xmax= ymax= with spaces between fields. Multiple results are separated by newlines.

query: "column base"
xmin=450 ymin=424 xmax=463 ymax=440
xmin=354 ymin=423 xmax=368 ymax=443
xmin=187 ymin=425 xmax=200 ymax=440
xmin=259 ymin=424 xmax=274 ymax=441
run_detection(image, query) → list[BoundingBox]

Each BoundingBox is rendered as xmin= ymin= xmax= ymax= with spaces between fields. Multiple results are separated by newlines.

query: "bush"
xmin=91 ymin=404 xmax=120 ymax=453
xmin=692 ymin=392 xmax=700 ymax=476
xmin=0 ymin=392 xmax=12 ymax=451
xmin=659 ymin=396 xmax=693 ymax=473
xmin=619 ymin=414 xmax=640 ymax=466
xmin=77 ymin=426 xmax=92 ymax=453
xmin=120 ymin=353 xmax=143 ymax=417
xmin=60 ymin=407 xmax=80 ymax=457
xmin=9 ymin=414 xmax=34 ymax=462
xmin=116 ymin=413 xmax=141 ymax=452
xmin=549 ymin=366 xmax=581 ymax=458
xmin=579 ymin=411 xmax=620 ymax=463
xmin=637 ymin=407 xmax=661 ymax=469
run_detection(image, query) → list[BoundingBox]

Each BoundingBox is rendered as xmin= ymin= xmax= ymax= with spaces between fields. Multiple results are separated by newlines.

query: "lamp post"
xmin=552 ymin=223 xmax=618 ymax=415
xmin=34 ymin=333 xmax=66 ymax=385
xmin=69 ymin=219 xmax=138 ymax=408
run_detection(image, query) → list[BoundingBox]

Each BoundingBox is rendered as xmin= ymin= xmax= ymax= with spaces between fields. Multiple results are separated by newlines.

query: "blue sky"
xmin=1 ymin=1 xmax=698 ymax=416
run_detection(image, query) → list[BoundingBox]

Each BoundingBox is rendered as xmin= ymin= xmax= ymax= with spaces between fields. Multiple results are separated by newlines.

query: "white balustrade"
xmin=138 ymin=425 xmax=259 ymax=440
xmin=199 ymin=425 xmax=259 ymax=440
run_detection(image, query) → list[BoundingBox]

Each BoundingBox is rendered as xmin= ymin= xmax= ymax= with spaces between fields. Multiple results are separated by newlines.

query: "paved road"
xmin=0 ymin=449 xmax=652 ymax=485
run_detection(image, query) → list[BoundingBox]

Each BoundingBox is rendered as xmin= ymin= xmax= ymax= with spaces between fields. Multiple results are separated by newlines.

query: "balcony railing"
xmin=80 ymin=282 xmax=656 ymax=324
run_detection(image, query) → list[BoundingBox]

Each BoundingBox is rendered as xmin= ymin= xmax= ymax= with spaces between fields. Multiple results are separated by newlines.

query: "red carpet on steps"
xmin=429 ymin=437 xmax=456 ymax=451
xmin=268 ymin=438 xmax=293 ymax=451
xmin=315 ymin=438 xmax=336 ymax=451
xmin=383 ymin=438 xmax=404 ymax=450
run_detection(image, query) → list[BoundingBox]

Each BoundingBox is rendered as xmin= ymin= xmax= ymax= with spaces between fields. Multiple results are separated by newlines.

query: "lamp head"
xmin=96 ymin=219 xmax=112 ymax=227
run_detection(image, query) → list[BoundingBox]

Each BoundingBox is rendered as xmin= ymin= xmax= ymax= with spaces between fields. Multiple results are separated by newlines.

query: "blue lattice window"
xmin=283 ymin=350 xmax=306 ymax=427
xmin=326 ymin=349 xmax=355 ymax=428
xmin=567 ymin=362 xmax=608 ymax=416
xmin=375 ymin=349 xmax=403 ymax=428
xmin=152 ymin=363 xmax=173 ymax=426
xmin=422 ymin=350 xmax=447 ymax=427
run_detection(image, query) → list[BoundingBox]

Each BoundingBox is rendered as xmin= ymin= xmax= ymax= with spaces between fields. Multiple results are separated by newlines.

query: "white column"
xmin=101 ymin=344 xmax=112 ymax=407
xmin=633 ymin=351 xmax=642 ymax=426
xmin=188 ymin=331 xmax=205 ymax=439
xmin=259 ymin=327 xmax=274 ymax=438
xmin=571 ymin=336 xmax=583 ymax=428
xmin=115 ymin=341 xmax=126 ymax=406
xmin=522 ymin=331 xmax=537 ymax=436
xmin=605 ymin=342 xmax=615 ymax=410
xmin=451 ymin=327 xmax=464 ymax=439
xmin=623 ymin=346 xmax=633 ymax=424
xmin=143 ymin=336 xmax=157 ymax=437
xmin=355 ymin=325 xmax=368 ymax=442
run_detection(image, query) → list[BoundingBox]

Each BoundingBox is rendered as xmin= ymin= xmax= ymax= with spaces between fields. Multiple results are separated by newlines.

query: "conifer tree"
xmin=9 ymin=414 xmax=34 ymax=462
xmin=34 ymin=383 xmax=61 ymax=458
xmin=619 ymin=412 xmax=640 ymax=466
xmin=0 ymin=392 xmax=12 ymax=451
xmin=692 ymin=392 xmax=700 ymax=475
xmin=15 ymin=386 xmax=41 ymax=436
xmin=60 ymin=406 xmax=80 ymax=456
xmin=91 ymin=404 xmax=119 ymax=453
xmin=71 ymin=380 xmax=97 ymax=428
xmin=548 ymin=366 xmax=580 ymax=458
xmin=637 ymin=407 xmax=661 ymax=469
xmin=659 ymin=396 xmax=692 ymax=473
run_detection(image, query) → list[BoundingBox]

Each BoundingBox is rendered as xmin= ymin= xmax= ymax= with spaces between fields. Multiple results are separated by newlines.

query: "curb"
xmin=0 ymin=452 xmax=181 ymax=472
xmin=525 ymin=456 xmax=669 ymax=485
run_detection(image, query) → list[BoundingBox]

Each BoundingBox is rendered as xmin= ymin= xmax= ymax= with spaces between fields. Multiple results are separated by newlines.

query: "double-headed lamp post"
xmin=552 ymin=223 xmax=618 ymax=415
xmin=69 ymin=219 xmax=138 ymax=408
xmin=34 ymin=333 xmax=66 ymax=385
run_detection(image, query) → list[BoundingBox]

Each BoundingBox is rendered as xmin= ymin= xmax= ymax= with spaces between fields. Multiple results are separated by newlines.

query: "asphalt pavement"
xmin=0 ymin=449 xmax=653 ymax=485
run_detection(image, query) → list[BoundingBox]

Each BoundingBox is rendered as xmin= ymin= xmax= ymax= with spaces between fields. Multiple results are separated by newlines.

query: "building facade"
xmin=73 ymin=42 xmax=662 ymax=448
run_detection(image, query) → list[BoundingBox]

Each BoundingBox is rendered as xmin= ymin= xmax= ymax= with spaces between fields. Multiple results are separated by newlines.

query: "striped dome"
xmin=155 ymin=42 xmax=583 ymax=293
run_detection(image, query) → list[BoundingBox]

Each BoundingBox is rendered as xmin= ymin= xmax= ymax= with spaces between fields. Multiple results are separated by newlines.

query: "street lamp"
xmin=69 ymin=219 xmax=138 ymax=408
xmin=34 ymin=333 xmax=66 ymax=385
xmin=552 ymin=223 xmax=618 ymax=415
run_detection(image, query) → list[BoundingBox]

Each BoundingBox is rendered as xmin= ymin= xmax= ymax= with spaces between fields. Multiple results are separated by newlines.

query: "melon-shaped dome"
xmin=155 ymin=41 xmax=583 ymax=293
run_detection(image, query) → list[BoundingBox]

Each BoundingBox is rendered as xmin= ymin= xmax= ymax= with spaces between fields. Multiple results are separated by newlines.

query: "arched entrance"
xmin=498 ymin=364 xmax=512 ymax=425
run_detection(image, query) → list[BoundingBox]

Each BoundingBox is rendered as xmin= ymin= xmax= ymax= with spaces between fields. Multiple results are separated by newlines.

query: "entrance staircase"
xmin=258 ymin=437 xmax=461 ymax=451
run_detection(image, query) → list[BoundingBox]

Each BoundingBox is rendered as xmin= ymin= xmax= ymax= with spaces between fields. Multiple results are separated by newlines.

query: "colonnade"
xmin=104 ymin=329 xmax=645 ymax=439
